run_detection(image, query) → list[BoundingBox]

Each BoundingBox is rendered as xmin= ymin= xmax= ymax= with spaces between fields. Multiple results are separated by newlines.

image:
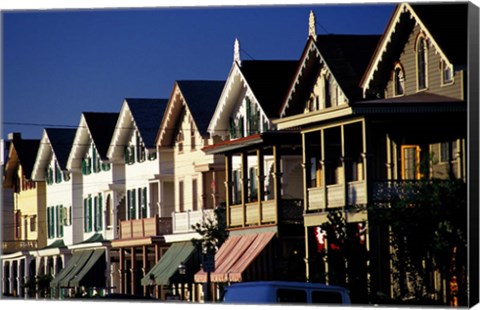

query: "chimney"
xmin=234 ymin=38 xmax=241 ymax=67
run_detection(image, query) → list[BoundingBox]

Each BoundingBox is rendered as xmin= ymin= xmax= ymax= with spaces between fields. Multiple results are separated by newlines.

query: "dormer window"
xmin=416 ymin=35 xmax=428 ymax=91
xmin=441 ymin=59 xmax=453 ymax=85
xmin=393 ymin=63 xmax=405 ymax=96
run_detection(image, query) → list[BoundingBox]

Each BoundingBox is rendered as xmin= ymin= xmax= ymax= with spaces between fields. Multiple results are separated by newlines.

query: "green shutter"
xmin=99 ymin=194 xmax=103 ymax=231
xmin=88 ymin=196 xmax=93 ymax=232
xmin=59 ymin=205 xmax=64 ymax=237
xmin=142 ymin=187 xmax=147 ymax=218
xmin=83 ymin=199 xmax=87 ymax=232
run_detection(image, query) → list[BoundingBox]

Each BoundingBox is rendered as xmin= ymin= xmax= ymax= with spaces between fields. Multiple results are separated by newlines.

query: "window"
xmin=441 ymin=59 xmax=453 ymax=84
xmin=311 ymin=290 xmax=343 ymax=304
xmin=324 ymin=75 xmax=331 ymax=108
xmin=191 ymin=122 xmax=196 ymax=150
xmin=127 ymin=190 xmax=137 ymax=220
xmin=82 ymin=156 xmax=92 ymax=175
xmin=94 ymin=194 xmax=103 ymax=231
xmin=139 ymin=188 xmax=147 ymax=219
xmin=148 ymin=149 xmax=157 ymax=161
xmin=136 ymin=132 xmax=146 ymax=163
xmin=232 ymin=170 xmax=241 ymax=205
xmin=125 ymin=145 xmax=135 ymax=165
xmin=192 ymin=179 xmax=198 ymax=211
xmin=440 ymin=141 xmax=457 ymax=163
xmin=179 ymin=181 xmax=184 ymax=212
xmin=401 ymin=145 xmax=421 ymax=180
xmin=46 ymin=166 xmax=54 ymax=185
xmin=177 ymin=130 xmax=184 ymax=153
xmin=56 ymin=205 xmax=64 ymax=237
xmin=229 ymin=117 xmax=237 ymax=139
xmin=393 ymin=64 xmax=405 ymax=96
xmin=14 ymin=210 xmax=22 ymax=239
xmin=416 ymin=36 xmax=428 ymax=90
xmin=276 ymin=289 xmax=307 ymax=303
xmin=30 ymin=215 xmax=37 ymax=232
xmin=55 ymin=163 xmax=63 ymax=183
xmin=249 ymin=167 xmax=258 ymax=202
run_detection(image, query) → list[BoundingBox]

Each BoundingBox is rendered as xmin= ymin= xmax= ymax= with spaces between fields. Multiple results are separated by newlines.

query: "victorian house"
xmin=275 ymin=4 xmax=467 ymax=304
xmin=144 ymin=80 xmax=225 ymax=302
xmin=107 ymin=98 xmax=172 ymax=298
xmin=194 ymin=39 xmax=303 ymax=296
xmin=28 ymin=128 xmax=77 ymax=297
xmin=2 ymin=133 xmax=45 ymax=297
xmin=49 ymin=112 xmax=120 ymax=297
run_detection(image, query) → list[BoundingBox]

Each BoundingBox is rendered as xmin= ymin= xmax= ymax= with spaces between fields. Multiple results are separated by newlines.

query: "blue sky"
xmin=2 ymin=2 xmax=395 ymax=140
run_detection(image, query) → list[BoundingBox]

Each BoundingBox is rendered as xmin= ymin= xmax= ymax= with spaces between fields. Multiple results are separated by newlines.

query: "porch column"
xmin=273 ymin=145 xmax=282 ymax=224
xmin=241 ymin=152 xmax=248 ymax=227
xmin=386 ymin=134 xmax=393 ymax=180
xmin=302 ymin=133 xmax=311 ymax=281
xmin=340 ymin=125 xmax=347 ymax=207
xmin=320 ymin=129 xmax=327 ymax=210
xmin=142 ymin=246 xmax=147 ymax=296
xmin=130 ymin=247 xmax=136 ymax=295
xmin=119 ymin=248 xmax=124 ymax=293
xmin=224 ymin=154 xmax=232 ymax=227
xmin=9 ymin=260 xmax=14 ymax=296
xmin=257 ymin=148 xmax=264 ymax=224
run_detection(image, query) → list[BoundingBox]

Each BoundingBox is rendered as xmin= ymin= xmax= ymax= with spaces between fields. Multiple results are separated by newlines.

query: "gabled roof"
xmin=32 ymin=128 xmax=77 ymax=181
xmin=360 ymin=2 xmax=468 ymax=96
xmin=157 ymin=80 xmax=225 ymax=147
xmin=44 ymin=128 xmax=77 ymax=169
xmin=176 ymin=80 xmax=226 ymax=135
xmin=125 ymin=98 xmax=168 ymax=148
xmin=240 ymin=60 xmax=298 ymax=118
xmin=280 ymin=34 xmax=380 ymax=117
xmin=83 ymin=112 xmax=119 ymax=159
xmin=7 ymin=139 xmax=40 ymax=180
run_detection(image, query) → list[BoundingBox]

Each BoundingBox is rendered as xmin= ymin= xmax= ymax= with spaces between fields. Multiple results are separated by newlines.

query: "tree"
xmin=368 ymin=179 xmax=467 ymax=304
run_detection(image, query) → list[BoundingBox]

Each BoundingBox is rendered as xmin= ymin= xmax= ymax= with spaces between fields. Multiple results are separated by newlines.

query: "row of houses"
xmin=1 ymin=2 xmax=472 ymax=305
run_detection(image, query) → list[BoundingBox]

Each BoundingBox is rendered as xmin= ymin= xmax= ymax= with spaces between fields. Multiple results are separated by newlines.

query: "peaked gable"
xmin=32 ymin=128 xmax=77 ymax=181
xmin=281 ymin=34 xmax=380 ymax=117
xmin=157 ymin=80 xmax=225 ymax=147
xmin=208 ymin=60 xmax=297 ymax=138
xmin=360 ymin=2 xmax=468 ymax=98
xmin=127 ymin=99 xmax=168 ymax=149
xmin=5 ymin=138 xmax=40 ymax=183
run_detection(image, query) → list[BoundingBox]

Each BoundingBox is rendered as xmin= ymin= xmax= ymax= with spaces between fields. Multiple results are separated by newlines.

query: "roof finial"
xmin=309 ymin=10 xmax=317 ymax=41
xmin=234 ymin=38 xmax=241 ymax=66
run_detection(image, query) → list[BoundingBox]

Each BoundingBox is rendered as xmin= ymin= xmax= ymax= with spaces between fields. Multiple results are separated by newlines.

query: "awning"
xmin=141 ymin=241 xmax=195 ymax=286
xmin=50 ymin=249 xmax=91 ymax=288
xmin=69 ymin=249 xmax=104 ymax=287
xmin=50 ymin=248 xmax=105 ymax=288
xmin=194 ymin=232 xmax=275 ymax=283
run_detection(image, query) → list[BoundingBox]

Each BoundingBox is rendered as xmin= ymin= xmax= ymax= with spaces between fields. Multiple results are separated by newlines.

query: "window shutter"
xmin=88 ymin=196 xmax=93 ymax=232
xmin=99 ymin=194 xmax=103 ymax=231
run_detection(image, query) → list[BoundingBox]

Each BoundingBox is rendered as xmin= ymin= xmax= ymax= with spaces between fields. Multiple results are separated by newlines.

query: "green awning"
xmin=51 ymin=249 xmax=93 ymax=288
xmin=69 ymin=249 xmax=105 ymax=287
xmin=141 ymin=241 xmax=195 ymax=286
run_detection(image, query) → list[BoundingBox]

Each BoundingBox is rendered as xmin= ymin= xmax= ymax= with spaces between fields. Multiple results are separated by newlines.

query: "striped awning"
xmin=194 ymin=232 xmax=275 ymax=283
xmin=141 ymin=241 xmax=195 ymax=286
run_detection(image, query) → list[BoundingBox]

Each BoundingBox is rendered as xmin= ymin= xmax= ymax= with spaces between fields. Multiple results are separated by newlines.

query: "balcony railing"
xmin=172 ymin=209 xmax=215 ymax=234
xmin=307 ymin=180 xmax=367 ymax=211
xmin=229 ymin=198 xmax=304 ymax=227
xmin=2 ymin=240 xmax=38 ymax=253
xmin=372 ymin=180 xmax=457 ymax=202
xmin=119 ymin=215 xmax=172 ymax=239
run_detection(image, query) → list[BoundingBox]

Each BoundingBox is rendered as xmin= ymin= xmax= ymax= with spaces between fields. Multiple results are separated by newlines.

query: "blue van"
xmin=222 ymin=281 xmax=351 ymax=305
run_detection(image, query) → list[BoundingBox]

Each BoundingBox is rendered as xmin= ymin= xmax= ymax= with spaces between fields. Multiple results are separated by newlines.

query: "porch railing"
xmin=371 ymin=180 xmax=456 ymax=202
xmin=119 ymin=215 xmax=172 ymax=239
xmin=2 ymin=240 xmax=38 ymax=253
xmin=172 ymin=209 xmax=215 ymax=233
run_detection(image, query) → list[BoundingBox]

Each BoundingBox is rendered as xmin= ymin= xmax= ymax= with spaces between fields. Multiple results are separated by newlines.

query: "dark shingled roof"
xmin=411 ymin=3 xmax=468 ymax=65
xmin=83 ymin=112 xmax=119 ymax=160
xmin=315 ymin=34 xmax=381 ymax=100
xmin=125 ymin=99 xmax=169 ymax=148
xmin=13 ymin=139 xmax=40 ymax=179
xmin=44 ymin=128 xmax=77 ymax=170
xmin=176 ymin=80 xmax=225 ymax=136
xmin=240 ymin=60 xmax=298 ymax=118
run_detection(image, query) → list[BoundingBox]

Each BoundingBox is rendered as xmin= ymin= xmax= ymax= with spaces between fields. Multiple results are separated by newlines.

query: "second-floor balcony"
xmin=307 ymin=180 xmax=367 ymax=211
xmin=2 ymin=240 xmax=38 ymax=254
xmin=172 ymin=209 xmax=215 ymax=234
xmin=229 ymin=198 xmax=304 ymax=228
xmin=119 ymin=215 xmax=172 ymax=240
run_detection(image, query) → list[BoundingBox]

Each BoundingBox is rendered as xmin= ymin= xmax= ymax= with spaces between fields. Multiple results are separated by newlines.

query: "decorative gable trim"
xmin=360 ymin=3 xmax=453 ymax=97
xmin=280 ymin=38 xmax=348 ymax=118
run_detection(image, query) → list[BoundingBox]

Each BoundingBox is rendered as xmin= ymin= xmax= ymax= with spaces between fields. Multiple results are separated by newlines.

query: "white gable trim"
xmin=32 ymin=130 xmax=53 ymax=181
xmin=280 ymin=39 xmax=348 ymax=118
xmin=207 ymin=62 xmax=267 ymax=139
xmin=361 ymin=3 xmax=453 ymax=97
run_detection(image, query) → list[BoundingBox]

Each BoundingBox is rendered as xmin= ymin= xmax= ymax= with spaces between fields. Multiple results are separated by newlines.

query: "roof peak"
xmin=309 ymin=10 xmax=317 ymax=40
